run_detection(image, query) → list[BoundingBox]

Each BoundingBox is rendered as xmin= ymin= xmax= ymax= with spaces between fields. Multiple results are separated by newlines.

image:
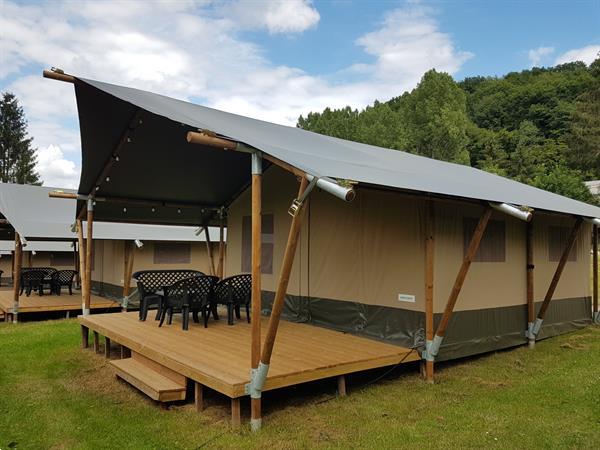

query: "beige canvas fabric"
xmin=92 ymin=240 xmax=215 ymax=288
xmin=226 ymin=165 xmax=591 ymax=316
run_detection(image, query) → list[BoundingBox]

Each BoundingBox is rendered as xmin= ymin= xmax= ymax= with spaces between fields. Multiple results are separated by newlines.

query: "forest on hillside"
xmin=297 ymin=58 xmax=600 ymax=204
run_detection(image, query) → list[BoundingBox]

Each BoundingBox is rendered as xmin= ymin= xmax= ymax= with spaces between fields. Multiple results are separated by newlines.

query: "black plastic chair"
xmin=133 ymin=270 xmax=204 ymax=321
xmin=51 ymin=270 xmax=77 ymax=295
xmin=212 ymin=274 xmax=252 ymax=325
xmin=159 ymin=275 xmax=219 ymax=330
xmin=20 ymin=267 xmax=57 ymax=295
xmin=20 ymin=269 xmax=47 ymax=296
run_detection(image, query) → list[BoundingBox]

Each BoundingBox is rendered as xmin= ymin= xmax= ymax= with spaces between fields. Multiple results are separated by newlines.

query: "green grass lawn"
xmin=0 ymin=320 xmax=599 ymax=449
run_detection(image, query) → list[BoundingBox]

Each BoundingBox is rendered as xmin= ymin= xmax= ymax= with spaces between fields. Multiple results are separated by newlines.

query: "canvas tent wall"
xmin=225 ymin=166 xmax=592 ymax=361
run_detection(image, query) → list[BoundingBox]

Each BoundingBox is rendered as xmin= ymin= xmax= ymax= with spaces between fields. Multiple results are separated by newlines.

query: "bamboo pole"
xmin=433 ymin=207 xmax=492 ymax=343
xmin=42 ymin=69 xmax=75 ymax=83
xmin=12 ymin=233 xmax=22 ymax=323
xmin=204 ymin=227 xmax=216 ymax=276
xmin=424 ymin=200 xmax=435 ymax=382
xmin=83 ymin=200 xmax=94 ymax=315
xmin=526 ymin=221 xmax=535 ymax=348
xmin=250 ymin=153 xmax=262 ymax=429
xmin=217 ymin=214 xmax=225 ymax=279
xmin=593 ymin=225 xmax=598 ymax=321
xmin=261 ymin=177 xmax=309 ymax=365
xmin=536 ymin=217 xmax=583 ymax=322
xmin=122 ymin=241 xmax=135 ymax=311
xmin=76 ymin=220 xmax=86 ymax=303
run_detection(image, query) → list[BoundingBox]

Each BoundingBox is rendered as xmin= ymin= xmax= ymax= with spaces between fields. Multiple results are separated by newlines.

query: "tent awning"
xmin=0 ymin=182 xmax=221 ymax=241
xmin=63 ymin=75 xmax=600 ymax=222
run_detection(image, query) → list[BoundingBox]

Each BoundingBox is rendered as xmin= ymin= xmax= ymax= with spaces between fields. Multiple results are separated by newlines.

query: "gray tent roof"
xmin=0 ymin=240 xmax=73 ymax=252
xmin=70 ymin=77 xmax=600 ymax=221
xmin=0 ymin=183 xmax=219 ymax=241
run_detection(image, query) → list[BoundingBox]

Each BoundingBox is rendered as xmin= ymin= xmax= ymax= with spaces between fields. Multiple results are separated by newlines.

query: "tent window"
xmin=153 ymin=242 xmax=191 ymax=264
xmin=548 ymin=227 xmax=577 ymax=262
xmin=242 ymin=214 xmax=274 ymax=274
xmin=463 ymin=218 xmax=506 ymax=262
xmin=50 ymin=252 xmax=74 ymax=267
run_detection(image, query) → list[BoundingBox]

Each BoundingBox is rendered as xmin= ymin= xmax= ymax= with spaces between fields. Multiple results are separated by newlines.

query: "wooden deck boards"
xmin=0 ymin=290 xmax=120 ymax=314
xmin=80 ymin=312 xmax=419 ymax=398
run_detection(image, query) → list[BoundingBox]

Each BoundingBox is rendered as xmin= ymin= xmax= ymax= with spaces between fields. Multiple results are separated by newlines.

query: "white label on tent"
xmin=398 ymin=294 xmax=415 ymax=303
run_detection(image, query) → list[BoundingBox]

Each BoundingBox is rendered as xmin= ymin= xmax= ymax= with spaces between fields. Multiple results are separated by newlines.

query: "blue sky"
xmin=0 ymin=0 xmax=599 ymax=187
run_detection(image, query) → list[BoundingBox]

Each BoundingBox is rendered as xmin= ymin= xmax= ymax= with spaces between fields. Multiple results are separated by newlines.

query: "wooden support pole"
xmin=42 ymin=69 xmax=75 ymax=83
xmin=424 ymin=201 xmax=435 ymax=382
xmin=593 ymin=224 xmax=598 ymax=320
xmin=204 ymin=226 xmax=216 ymax=276
xmin=76 ymin=219 xmax=87 ymax=305
xmin=122 ymin=241 xmax=135 ymax=311
xmin=12 ymin=233 xmax=22 ymax=323
xmin=81 ymin=325 xmax=89 ymax=349
xmin=337 ymin=375 xmax=347 ymax=397
xmin=104 ymin=336 xmax=111 ymax=358
xmin=536 ymin=217 xmax=583 ymax=322
xmin=526 ymin=220 xmax=535 ymax=347
xmin=195 ymin=382 xmax=204 ymax=412
xmin=261 ymin=178 xmax=309 ymax=365
xmin=73 ymin=240 xmax=81 ymax=288
xmin=231 ymin=397 xmax=241 ymax=428
xmin=84 ymin=201 xmax=94 ymax=315
xmin=217 ymin=214 xmax=225 ymax=279
xmin=93 ymin=331 xmax=100 ymax=353
xmin=435 ymin=207 xmax=493 ymax=340
xmin=250 ymin=153 xmax=262 ymax=428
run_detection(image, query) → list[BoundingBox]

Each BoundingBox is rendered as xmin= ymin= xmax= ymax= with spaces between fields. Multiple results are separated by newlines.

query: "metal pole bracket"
xmin=245 ymin=362 xmax=270 ymax=398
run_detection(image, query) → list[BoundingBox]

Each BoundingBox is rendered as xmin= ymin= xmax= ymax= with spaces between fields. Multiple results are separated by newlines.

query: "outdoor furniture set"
xmin=19 ymin=267 xmax=77 ymax=296
xmin=133 ymin=270 xmax=251 ymax=330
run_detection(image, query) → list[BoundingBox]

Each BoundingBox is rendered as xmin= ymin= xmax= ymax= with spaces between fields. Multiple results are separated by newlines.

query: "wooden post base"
xmin=337 ymin=375 xmax=347 ymax=397
xmin=195 ymin=382 xmax=204 ymax=412
xmin=81 ymin=325 xmax=89 ymax=349
xmin=93 ymin=331 xmax=100 ymax=353
xmin=231 ymin=397 xmax=241 ymax=428
xmin=104 ymin=337 xmax=111 ymax=358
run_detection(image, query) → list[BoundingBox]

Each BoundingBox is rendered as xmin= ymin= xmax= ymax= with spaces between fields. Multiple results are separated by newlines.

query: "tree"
xmin=566 ymin=83 xmax=600 ymax=178
xmin=0 ymin=92 xmax=41 ymax=185
xmin=401 ymin=70 xmax=471 ymax=164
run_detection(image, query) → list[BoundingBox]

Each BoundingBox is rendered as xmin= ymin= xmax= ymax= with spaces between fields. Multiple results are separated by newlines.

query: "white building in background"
xmin=585 ymin=180 xmax=600 ymax=197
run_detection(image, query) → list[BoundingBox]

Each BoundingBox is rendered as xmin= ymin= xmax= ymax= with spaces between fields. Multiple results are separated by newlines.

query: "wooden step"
xmin=110 ymin=358 xmax=186 ymax=402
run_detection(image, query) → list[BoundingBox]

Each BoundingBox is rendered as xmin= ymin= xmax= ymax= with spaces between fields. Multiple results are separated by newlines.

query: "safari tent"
xmin=43 ymin=69 xmax=600 ymax=428
xmin=0 ymin=182 xmax=222 ymax=320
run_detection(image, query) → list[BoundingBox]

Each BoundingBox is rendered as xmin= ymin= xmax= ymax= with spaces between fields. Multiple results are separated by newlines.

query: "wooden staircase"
xmin=110 ymin=352 xmax=186 ymax=403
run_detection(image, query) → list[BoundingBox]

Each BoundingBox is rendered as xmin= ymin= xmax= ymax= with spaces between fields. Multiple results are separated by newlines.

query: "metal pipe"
xmin=490 ymin=202 xmax=532 ymax=222
xmin=306 ymin=174 xmax=355 ymax=202
xmin=584 ymin=217 xmax=600 ymax=226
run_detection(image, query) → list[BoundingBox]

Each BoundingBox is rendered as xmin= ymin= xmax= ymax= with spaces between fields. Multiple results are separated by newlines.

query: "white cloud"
xmin=356 ymin=5 xmax=473 ymax=87
xmin=223 ymin=0 xmax=320 ymax=34
xmin=555 ymin=45 xmax=600 ymax=65
xmin=0 ymin=0 xmax=472 ymax=187
xmin=35 ymin=145 xmax=80 ymax=188
xmin=528 ymin=46 xmax=554 ymax=67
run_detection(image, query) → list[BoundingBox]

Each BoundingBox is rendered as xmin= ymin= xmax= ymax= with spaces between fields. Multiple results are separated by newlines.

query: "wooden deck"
xmin=0 ymin=290 xmax=120 ymax=316
xmin=80 ymin=312 xmax=419 ymax=399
